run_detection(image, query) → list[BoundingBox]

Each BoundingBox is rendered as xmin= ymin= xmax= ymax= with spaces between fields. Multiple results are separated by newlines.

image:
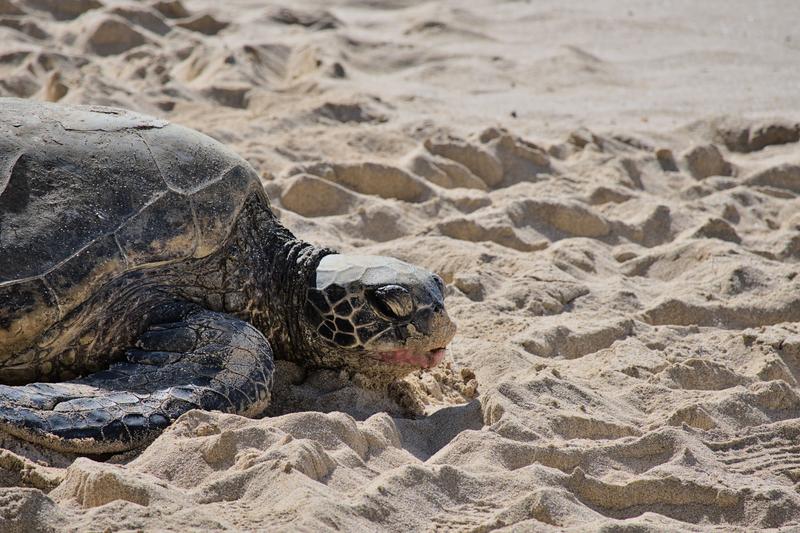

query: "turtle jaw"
xmin=371 ymin=347 xmax=448 ymax=369
xmin=365 ymin=310 xmax=457 ymax=370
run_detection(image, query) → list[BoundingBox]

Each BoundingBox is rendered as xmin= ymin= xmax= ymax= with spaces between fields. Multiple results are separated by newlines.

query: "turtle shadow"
xmin=264 ymin=362 xmax=484 ymax=460
xmin=393 ymin=399 xmax=483 ymax=461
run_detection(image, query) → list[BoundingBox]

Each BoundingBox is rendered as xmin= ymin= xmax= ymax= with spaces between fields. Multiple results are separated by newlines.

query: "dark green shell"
xmin=0 ymin=98 xmax=264 ymax=355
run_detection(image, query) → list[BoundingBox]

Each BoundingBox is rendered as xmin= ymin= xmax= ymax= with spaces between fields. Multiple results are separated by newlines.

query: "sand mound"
xmin=2 ymin=0 xmax=800 ymax=531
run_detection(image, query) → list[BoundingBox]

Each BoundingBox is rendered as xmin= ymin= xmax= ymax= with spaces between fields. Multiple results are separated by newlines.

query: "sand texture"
xmin=2 ymin=0 xmax=800 ymax=531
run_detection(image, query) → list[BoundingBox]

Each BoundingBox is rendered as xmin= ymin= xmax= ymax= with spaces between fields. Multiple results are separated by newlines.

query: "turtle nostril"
xmin=415 ymin=306 xmax=434 ymax=324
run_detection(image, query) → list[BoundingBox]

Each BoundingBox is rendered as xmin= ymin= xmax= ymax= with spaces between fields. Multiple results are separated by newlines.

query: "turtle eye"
xmin=369 ymin=284 xmax=414 ymax=320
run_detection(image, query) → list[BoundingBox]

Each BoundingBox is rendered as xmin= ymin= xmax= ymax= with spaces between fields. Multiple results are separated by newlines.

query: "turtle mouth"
xmin=372 ymin=347 xmax=447 ymax=368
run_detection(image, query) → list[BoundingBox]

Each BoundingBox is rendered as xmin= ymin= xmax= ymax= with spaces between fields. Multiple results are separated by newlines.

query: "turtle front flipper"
xmin=0 ymin=306 xmax=275 ymax=454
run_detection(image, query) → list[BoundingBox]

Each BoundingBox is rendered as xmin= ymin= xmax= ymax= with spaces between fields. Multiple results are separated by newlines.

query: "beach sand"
xmin=2 ymin=0 xmax=800 ymax=530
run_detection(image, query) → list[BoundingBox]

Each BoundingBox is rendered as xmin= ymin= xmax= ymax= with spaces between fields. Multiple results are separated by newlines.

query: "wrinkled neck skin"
xmin=215 ymin=193 xmax=335 ymax=362
xmin=187 ymin=194 xmax=420 ymax=386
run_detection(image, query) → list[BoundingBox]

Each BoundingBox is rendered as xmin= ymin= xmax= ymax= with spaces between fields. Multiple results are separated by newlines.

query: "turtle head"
xmin=303 ymin=254 xmax=456 ymax=375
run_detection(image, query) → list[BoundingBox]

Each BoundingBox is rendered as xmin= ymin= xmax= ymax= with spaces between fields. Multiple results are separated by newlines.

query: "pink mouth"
xmin=374 ymin=348 xmax=447 ymax=368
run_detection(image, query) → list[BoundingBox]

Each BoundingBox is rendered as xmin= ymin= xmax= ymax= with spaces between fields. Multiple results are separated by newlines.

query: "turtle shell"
xmin=0 ymin=98 xmax=265 ymax=355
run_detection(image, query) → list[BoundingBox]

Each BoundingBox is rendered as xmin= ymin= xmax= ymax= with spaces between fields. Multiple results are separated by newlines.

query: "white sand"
xmin=2 ymin=0 xmax=800 ymax=530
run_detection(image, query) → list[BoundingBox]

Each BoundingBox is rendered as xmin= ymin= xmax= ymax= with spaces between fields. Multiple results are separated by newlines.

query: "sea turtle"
xmin=0 ymin=98 xmax=456 ymax=453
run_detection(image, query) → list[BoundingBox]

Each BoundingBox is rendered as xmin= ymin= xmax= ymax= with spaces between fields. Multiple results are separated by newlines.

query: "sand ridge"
xmin=2 ymin=0 xmax=800 ymax=531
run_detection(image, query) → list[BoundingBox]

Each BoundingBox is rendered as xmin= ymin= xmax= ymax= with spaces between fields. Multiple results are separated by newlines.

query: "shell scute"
xmin=191 ymin=164 xmax=261 ymax=257
xmin=115 ymin=191 xmax=197 ymax=266
xmin=0 ymin=120 xmax=164 ymax=283
xmin=43 ymin=234 xmax=127 ymax=312
xmin=138 ymin=123 xmax=251 ymax=194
